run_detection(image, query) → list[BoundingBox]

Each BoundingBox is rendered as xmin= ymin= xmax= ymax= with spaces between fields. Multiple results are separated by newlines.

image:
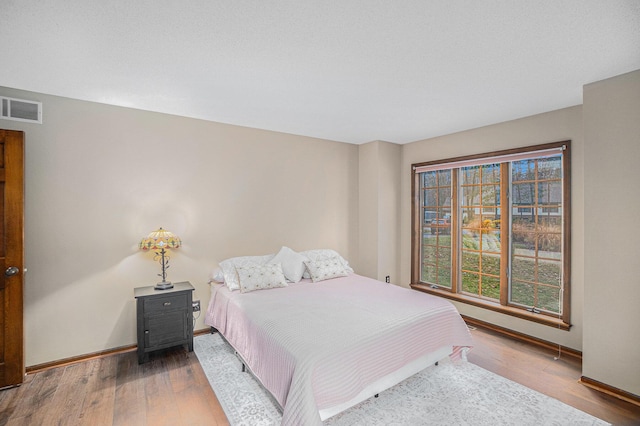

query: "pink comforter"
xmin=205 ymin=274 xmax=473 ymax=425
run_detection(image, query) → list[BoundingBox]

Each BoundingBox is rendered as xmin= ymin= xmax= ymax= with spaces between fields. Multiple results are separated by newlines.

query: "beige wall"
xmin=400 ymin=106 xmax=585 ymax=351
xmin=376 ymin=141 xmax=401 ymax=283
xmin=358 ymin=142 xmax=379 ymax=278
xmin=358 ymin=140 xmax=401 ymax=283
xmin=0 ymin=87 xmax=359 ymax=366
xmin=583 ymin=69 xmax=640 ymax=396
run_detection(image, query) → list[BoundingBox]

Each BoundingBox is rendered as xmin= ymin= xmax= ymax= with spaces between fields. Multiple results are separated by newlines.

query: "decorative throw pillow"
xmin=300 ymin=249 xmax=354 ymax=279
xmin=268 ymin=246 xmax=308 ymax=283
xmin=236 ymin=263 xmax=288 ymax=293
xmin=219 ymin=254 xmax=275 ymax=291
xmin=304 ymin=256 xmax=349 ymax=282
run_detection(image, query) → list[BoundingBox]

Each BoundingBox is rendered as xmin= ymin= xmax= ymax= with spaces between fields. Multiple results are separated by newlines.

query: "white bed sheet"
xmin=205 ymin=274 xmax=473 ymax=426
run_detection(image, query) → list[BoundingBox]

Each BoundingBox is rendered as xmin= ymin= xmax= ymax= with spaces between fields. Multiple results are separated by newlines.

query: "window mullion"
xmin=499 ymin=163 xmax=509 ymax=306
xmin=411 ymin=171 xmax=420 ymax=284
xmin=451 ymin=169 xmax=459 ymax=293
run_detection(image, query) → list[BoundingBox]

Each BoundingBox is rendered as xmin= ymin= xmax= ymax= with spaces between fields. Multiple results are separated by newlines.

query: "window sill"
xmin=410 ymin=283 xmax=571 ymax=331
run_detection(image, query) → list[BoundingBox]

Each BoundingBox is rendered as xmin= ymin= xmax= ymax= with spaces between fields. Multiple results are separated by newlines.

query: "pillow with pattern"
xmin=219 ymin=254 xmax=275 ymax=291
xmin=300 ymin=249 xmax=353 ymax=279
xmin=304 ymin=255 xmax=349 ymax=283
xmin=236 ymin=263 xmax=288 ymax=293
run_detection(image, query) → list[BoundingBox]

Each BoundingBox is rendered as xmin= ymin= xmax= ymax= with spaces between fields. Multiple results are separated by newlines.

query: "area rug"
xmin=194 ymin=333 xmax=608 ymax=426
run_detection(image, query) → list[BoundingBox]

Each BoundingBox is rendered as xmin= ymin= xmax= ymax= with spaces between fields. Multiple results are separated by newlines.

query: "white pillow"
xmin=210 ymin=267 xmax=225 ymax=283
xmin=236 ymin=263 xmax=288 ymax=293
xmin=268 ymin=246 xmax=307 ymax=283
xmin=304 ymin=256 xmax=349 ymax=282
xmin=300 ymin=249 xmax=354 ymax=278
xmin=219 ymin=254 xmax=275 ymax=291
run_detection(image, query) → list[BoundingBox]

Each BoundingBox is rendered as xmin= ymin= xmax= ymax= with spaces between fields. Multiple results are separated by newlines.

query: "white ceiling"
xmin=1 ymin=1 xmax=639 ymax=144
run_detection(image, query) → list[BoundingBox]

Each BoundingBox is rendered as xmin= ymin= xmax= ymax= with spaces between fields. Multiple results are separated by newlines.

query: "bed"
xmin=204 ymin=248 xmax=473 ymax=426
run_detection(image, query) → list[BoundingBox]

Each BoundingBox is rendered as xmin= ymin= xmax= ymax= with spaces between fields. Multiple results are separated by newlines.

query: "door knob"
xmin=5 ymin=266 xmax=19 ymax=277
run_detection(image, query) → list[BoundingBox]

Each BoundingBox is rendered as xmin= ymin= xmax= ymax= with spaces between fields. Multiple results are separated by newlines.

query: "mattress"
xmin=205 ymin=273 xmax=473 ymax=425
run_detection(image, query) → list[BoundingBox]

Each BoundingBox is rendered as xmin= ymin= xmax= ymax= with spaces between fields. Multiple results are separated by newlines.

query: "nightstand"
xmin=134 ymin=281 xmax=195 ymax=364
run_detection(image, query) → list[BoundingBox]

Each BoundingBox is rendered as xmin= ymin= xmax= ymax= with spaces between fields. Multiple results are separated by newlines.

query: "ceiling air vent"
xmin=1 ymin=96 xmax=42 ymax=124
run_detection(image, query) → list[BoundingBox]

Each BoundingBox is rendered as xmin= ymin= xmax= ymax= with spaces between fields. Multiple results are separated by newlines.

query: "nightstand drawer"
xmin=144 ymin=293 xmax=187 ymax=312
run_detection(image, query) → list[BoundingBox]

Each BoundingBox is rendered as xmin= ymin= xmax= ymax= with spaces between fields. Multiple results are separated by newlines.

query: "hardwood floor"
xmin=0 ymin=346 xmax=228 ymax=426
xmin=0 ymin=327 xmax=638 ymax=425
xmin=466 ymin=325 xmax=640 ymax=426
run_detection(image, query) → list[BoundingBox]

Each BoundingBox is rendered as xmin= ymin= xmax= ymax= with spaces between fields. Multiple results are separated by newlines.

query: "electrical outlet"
xmin=385 ymin=275 xmax=390 ymax=283
xmin=192 ymin=300 xmax=201 ymax=312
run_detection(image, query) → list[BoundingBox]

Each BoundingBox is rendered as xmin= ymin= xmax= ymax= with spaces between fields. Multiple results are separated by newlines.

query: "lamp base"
xmin=154 ymin=281 xmax=174 ymax=290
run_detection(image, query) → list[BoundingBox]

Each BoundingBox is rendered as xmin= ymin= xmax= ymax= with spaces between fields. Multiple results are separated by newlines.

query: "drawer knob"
xmin=145 ymin=330 xmax=149 ymax=334
xmin=163 ymin=302 xmax=171 ymax=306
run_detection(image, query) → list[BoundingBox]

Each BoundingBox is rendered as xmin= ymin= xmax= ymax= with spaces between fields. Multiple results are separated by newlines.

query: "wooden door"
xmin=0 ymin=129 xmax=25 ymax=389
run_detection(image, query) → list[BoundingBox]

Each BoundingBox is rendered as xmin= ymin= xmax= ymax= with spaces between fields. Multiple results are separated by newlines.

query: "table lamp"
xmin=139 ymin=227 xmax=181 ymax=290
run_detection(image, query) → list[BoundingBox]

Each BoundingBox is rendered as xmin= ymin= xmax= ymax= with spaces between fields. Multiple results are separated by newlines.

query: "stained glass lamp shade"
xmin=139 ymin=227 xmax=182 ymax=290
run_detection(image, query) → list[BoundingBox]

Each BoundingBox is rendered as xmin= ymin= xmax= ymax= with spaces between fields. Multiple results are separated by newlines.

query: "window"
xmin=411 ymin=142 xmax=571 ymax=329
